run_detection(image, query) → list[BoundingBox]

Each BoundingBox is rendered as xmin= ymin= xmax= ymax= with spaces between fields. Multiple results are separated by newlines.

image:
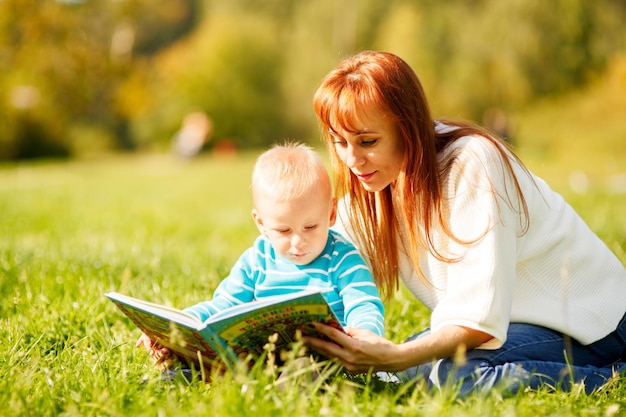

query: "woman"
xmin=305 ymin=51 xmax=626 ymax=395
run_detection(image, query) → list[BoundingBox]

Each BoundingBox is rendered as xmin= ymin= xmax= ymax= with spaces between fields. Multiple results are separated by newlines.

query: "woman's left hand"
xmin=304 ymin=323 xmax=403 ymax=374
xmin=306 ymin=322 xmax=495 ymax=376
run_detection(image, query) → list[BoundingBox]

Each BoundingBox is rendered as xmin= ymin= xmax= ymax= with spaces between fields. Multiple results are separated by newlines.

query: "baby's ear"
xmin=251 ymin=209 xmax=266 ymax=234
xmin=329 ymin=197 xmax=338 ymax=227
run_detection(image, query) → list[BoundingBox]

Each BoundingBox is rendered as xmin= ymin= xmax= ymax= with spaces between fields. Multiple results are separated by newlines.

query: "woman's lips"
xmin=355 ymin=172 xmax=375 ymax=182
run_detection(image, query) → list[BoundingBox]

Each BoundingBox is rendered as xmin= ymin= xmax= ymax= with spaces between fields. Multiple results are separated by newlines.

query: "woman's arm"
xmin=305 ymin=323 xmax=493 ymax=374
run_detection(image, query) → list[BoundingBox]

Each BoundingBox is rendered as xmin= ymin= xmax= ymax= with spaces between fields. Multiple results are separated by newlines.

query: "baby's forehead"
xmin=253 ymin=191 xmax=333 ymax=224
xmin=254 ymin=179 xmax=331 ymax=204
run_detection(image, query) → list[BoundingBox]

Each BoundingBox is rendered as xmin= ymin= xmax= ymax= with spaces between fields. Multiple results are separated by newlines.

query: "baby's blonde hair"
xmin=251 ymin=142 xmax=331 ymax=205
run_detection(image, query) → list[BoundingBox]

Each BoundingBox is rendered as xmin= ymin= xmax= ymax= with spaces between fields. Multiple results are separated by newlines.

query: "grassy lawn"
xmin=2 ymin=65 xmax=626 ymax=417
xmin=1 ymin=148 xmax=624 ymax=416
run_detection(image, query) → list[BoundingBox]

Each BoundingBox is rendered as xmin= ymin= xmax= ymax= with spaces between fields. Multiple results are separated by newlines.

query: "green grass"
xmin=1 ymin=142 xmax=625 ymax=416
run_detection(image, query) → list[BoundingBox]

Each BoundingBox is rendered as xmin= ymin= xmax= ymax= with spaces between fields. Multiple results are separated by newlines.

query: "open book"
xmin=105 ymin=290 xmax=344 ymax=371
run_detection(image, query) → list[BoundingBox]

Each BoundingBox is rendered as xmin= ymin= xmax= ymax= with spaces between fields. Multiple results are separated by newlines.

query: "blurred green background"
xmin=1 ymin=0 xmax=625 ymax=169
xmin=0 ymin=4 xmax=625 ymax=413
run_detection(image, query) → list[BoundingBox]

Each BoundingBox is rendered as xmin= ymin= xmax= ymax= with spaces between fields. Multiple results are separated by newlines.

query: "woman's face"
xmin=329 ymin=111 xmax=404 ymax=193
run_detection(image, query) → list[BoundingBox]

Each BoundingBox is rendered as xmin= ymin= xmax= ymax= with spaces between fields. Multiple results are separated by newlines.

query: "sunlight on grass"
xmin=1 ymin=107 xmax=625 ymax=416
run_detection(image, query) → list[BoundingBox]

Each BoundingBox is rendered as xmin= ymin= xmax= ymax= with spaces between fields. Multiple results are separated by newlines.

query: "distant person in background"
xmin=304 ymin=50 xmax=626 ymax=396
xmin=172 ymin=111 xmax=213 ymax=158
xmin=138 ymin=142 xmax=384 ymax=374
xmin=482 ymin=107 xmax=513 ymax=144
xmin=211 ymin=138 xmax=239 ymax=158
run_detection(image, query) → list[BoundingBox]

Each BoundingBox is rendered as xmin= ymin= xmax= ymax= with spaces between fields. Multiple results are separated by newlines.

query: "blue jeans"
xmin=396 ymin=313 xmax=626 ymax=395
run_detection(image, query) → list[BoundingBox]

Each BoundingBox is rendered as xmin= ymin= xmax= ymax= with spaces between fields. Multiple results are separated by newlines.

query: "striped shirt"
xmin=184 ymin=229 xmax=385 ymax=336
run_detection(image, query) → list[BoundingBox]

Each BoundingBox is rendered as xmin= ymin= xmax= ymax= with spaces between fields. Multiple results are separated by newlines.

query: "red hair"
xmin=314 ymin=51 xmax=529 ymax=299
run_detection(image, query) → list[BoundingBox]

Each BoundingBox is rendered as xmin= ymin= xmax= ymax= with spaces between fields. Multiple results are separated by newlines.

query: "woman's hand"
xmin=304 ymin=324 xmax=404 ymax=374
xmin=305 ymin=323 xmax=494 ymax=375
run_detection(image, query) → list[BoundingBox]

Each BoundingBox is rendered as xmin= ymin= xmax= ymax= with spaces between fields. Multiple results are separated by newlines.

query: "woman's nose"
xmin=345 ymin=144 xmax=364 ymax=168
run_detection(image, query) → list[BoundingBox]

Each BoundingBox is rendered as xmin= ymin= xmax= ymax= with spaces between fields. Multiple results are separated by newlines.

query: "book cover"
xmin=105 ymin=292 xmax=235 ymax=370
xmin=105 ymin=290 xmax=343 ymax=371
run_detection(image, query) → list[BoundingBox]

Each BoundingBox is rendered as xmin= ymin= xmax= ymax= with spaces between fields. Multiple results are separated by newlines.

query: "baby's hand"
xmin=135 ymin=333 xmax=174 ymax=369
xmin=135 ymin=333 xmax=152 ymax=351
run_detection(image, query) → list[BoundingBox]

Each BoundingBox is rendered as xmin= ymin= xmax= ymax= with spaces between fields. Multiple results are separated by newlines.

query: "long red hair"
xmin=313 ymin=51 xmax=529 ymax=299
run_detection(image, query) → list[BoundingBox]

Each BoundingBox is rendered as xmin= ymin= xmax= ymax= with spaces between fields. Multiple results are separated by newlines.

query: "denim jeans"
xmin=396 ymin=312 xmax=626 ymax=395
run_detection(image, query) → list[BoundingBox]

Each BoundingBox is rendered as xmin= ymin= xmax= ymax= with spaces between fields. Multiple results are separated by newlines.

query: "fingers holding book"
xmin=136 ymin=333 xmax=174 ymax=369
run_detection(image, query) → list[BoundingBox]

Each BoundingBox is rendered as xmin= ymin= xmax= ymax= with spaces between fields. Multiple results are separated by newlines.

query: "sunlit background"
xmin=1 ymin=0 xmax=625 ymax=171
xmin=1 ymin=4 xmax=625 ymax=414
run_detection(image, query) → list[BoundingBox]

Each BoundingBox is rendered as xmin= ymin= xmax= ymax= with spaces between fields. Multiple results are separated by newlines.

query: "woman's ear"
xmin=251 ymin=209 xmax=266 ymax=234
xmin=329 ymin=197 xmax=338 ymax=227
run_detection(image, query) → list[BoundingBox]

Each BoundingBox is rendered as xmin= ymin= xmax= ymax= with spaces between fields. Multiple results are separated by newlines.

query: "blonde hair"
xmin=313 ymin=51 xmax=530 ymax=299
xmin=251 ymin=142 xmax=332 ymax=205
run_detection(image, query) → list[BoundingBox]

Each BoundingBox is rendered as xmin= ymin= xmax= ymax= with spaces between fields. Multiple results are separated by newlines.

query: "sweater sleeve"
xmin=429 ymin=137 xmax=523 ymax=347
xmin=332 ymin=233 xmax=385 ymax=336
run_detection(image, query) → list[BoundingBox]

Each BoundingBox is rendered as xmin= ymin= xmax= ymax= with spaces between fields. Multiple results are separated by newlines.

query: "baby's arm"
xmin=335 ymin=251 xmax=385 ymax=336
xmin=342 ymin=284 xmax=385 ymax=336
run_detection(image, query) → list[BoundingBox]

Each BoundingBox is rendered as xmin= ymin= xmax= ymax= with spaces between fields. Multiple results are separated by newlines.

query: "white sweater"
xmin=338 ymin=135 xmax=626 ymax=348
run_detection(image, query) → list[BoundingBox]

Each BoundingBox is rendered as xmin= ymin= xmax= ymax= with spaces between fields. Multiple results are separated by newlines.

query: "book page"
xmin=106 ymin=292 xmax=203 ymax=329
xmin=206 ymin=290 xmax=323 ymax=323
xmin=205 ymin=291 xmax=344 ymax=357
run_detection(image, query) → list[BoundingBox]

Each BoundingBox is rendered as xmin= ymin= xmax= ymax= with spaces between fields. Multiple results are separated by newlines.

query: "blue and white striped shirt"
xmin=184 ymin=230 xmax=385 ymax=336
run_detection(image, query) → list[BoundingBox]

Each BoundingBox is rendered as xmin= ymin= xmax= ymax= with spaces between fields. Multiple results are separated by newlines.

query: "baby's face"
xmin=253 ymin=188 xmax=336 ymax=265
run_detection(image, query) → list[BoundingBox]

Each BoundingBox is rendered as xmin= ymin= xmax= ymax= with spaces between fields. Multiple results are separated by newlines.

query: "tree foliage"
xmin=0 ymin=0 xmax=200 ymax=159
xmin=0 ymin=0 xmax=624 ymax=159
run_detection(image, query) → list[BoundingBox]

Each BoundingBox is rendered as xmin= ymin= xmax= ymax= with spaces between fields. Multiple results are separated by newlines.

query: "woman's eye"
xmin=361 ymin=139 xmax=377 ymax=146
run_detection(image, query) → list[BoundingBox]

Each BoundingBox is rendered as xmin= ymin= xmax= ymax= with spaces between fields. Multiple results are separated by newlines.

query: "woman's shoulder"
xmin=446 ymin=133 xmax=500 ymax=158
xmin=440 ymin=134 xmax=507 ymax=175
xmin=439 ymin=133 xmax=530 ymax=198
xmin=436 ymin=120 xmax=507 ymax=158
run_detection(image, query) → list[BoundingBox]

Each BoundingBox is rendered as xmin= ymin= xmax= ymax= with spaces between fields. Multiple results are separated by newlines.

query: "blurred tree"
xmin=1 ymin=0 xmax=624 ymax=159
xmin=373 ymin=0 xmax=626 ymax=120
xmin=275 ymin=0 xmax=343 ymax=143
xmin=0 ymin=0 xmax=200 ymax=160
xmin=134 ymin=2 xmax=295 ymax=149
xmin=113 ymin=0 xmax=201 ymax=56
